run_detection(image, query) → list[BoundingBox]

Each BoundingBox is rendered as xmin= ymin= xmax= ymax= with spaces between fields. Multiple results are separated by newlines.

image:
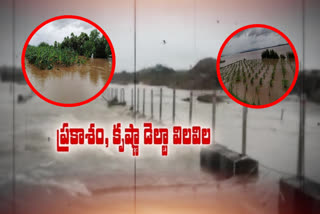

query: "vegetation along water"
xmin=25 ymin=29 xmax=111 ymax=70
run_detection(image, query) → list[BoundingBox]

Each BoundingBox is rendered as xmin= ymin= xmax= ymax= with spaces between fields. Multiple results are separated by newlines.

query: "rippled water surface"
xmin=25 ymin=58 xmax=111 ymax=103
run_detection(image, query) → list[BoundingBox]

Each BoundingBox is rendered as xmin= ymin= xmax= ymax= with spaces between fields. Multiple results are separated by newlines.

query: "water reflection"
xmin=25 ymin=58 xmax=111 ymax=104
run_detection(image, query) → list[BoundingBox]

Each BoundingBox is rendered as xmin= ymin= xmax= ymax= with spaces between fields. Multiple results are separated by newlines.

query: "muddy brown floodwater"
xmin=25 ymin=58 xmax=111 ymax=104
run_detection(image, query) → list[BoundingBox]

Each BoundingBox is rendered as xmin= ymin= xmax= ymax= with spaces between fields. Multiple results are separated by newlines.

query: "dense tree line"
xmin=56 ymin=29 xmax=111 ymax=58
xmin=26 ymin=30 xmax=111 ymax=69
xmin=261 ymin=49 xmax=279 ymax=59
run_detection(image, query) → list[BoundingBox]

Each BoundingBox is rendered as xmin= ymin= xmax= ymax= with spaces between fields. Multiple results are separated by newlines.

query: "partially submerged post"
xmin=143 ymin=88 xmax=145 ymax=117
xmin=137 ymin=88 xmax=140 ymax=113
xmin=115 ymin=88 xmax=118 ymax=100
xmin=189 ymin=91 xmax=193 ymax=125
xmin=200 ymin=93 xmax=258 ymax=178
xmin=173 ymin=88 xmax=176 ymax=124
xmin=159 ymin=88 xmax=163 ymax=122
xmin=281 ymin=108 xmax=284 ymax=120
xmin=122 ymin=88 xmax=125 ymax=103
xmin=242 ymin=107 xmax=248 ymax=156
xmin=212 ymin=90 xmax=216 ymax=144
xmin=131 ymin=88 xmax=133 ymax=111
xmin=119 ymin=88 xmax=124 ymax=103
xmin=151 ymin=89 xmax=154 ymax=119
xmin=297 ymin=84 xmax=305 ymax=181
xmin=119 ymin=88 xmax=122 ymax=102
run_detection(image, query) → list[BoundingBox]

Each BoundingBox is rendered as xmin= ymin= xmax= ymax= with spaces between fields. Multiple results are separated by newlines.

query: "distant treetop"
xmin=261 ymin=49 xmax=279 ymax=60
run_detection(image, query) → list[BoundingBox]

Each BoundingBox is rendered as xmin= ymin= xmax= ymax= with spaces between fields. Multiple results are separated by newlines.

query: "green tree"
xmin=39 ymin=42 xmax=50 ymax=47
xmin=83 ymin=40 xmax=95 ymax=58
xmin=78 ymin=32 xmax=89 ymax=55
xmin=89 ymin=29 xmax=100 ymax=43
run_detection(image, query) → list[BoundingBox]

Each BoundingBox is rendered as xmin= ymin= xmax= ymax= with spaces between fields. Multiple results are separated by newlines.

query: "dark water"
xmin=25 ymin=58 xmax=111 ymax=104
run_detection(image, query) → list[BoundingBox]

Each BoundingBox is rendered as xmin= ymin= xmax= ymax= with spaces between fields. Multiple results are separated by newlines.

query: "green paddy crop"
xmin=26 ymin=45 xmax=80 ymax=70
xmin=220 ymin=45 xmax=295 ymax=105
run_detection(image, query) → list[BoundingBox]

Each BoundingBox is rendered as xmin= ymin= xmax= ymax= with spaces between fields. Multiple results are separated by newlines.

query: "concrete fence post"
xmin=189 ymin=91 xmax=193 ymax=125
xmin=137 ymin=88 xmax=140 ymax=113
xmin=281 ymin=108 xmax=284 ymax=120
xmin=115 ymin=88 xmax=118 ymax=100
xmin=151 ymin=89 xmax=154 ymax=119
xmin=143 ymin=88 xmax=145 ymax=117
xmin=173 ymin=88 xmax=176 ymax=124
xmin=160 ymin=88 xmax=163 ymax=121
xmin=122 ymin=88 xmax=125 ymax=103
xmin=242 ymin=106 xmax=248 ymax=156
xmin=131 ymin=88 xmax=133 ymax=111
xmin=212 ymin=90 xmax=216 ymax=144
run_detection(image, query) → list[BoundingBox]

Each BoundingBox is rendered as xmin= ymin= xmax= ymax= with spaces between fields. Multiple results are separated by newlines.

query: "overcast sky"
xmin=29 ymin=19 xmax=95 ymax=46
xmin=222 ymin=28 xmax=288 ymax=56
xmin=1 ymin=0 xmax=320 ymax=71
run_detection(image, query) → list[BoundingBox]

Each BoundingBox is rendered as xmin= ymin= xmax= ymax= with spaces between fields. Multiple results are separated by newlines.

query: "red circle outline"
xmin=216 ymin=24 xmax=299 ymax=109
xmin=21 ymin=15 xmax=116 ymax=107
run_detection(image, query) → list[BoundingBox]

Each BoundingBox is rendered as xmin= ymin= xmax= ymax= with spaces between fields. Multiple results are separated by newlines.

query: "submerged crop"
xmin=26 ymin=45 xmax=80 ymax=70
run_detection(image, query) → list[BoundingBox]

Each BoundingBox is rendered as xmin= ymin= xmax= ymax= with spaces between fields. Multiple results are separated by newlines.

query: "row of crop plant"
xmin=222 ymin=59 xmax=275 ymax=104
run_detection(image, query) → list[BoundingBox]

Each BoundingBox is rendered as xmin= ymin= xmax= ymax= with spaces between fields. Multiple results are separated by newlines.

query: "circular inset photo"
xmin=217 ymin=24 xmax=298 ymax=108
xmin=22 ymin=15 xmax=115 ymax=107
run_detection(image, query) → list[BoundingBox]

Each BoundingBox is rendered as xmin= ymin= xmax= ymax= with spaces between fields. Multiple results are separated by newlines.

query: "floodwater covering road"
xmin=0 ymin=81 xmax=319 ymax=214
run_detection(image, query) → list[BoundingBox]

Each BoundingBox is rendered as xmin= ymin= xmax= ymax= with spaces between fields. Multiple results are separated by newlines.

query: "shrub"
xmin=270 ymin=79 xmax=273 ymax=87
xmin=286 ymin=52 xmax=295 ymax=60
xmin=282 ymin=63 xmax=286 ymax=78
xmin=251 ymin=77 xmax=254 ymax=85
xmin=270 ymin=49 xmax=279 ymax=59
xmin=271 ymin=71 xmax=275 ymax=80
xmin=261 ymin=49 xmax=279 ymax=59
xmin=259 ymin=78 xmax=263 ymax=86
xmin=229 ymin=82 xmax=234 ymax=94
xmin=236 ymin=71 xmax=241 ymax=82
xmin=261 ymin=49 xmax=270 ymax=59
xmin=25 ymin=45 xmax=79 ymax=70
xmin=282 ymin=79 xmax=289 ymax=89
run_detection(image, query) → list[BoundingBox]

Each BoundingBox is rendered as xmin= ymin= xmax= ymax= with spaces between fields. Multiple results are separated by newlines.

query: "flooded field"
xmin=25 ymin=58 xmax=111 ymax=104
xmin=220 ymin=59 xmax=295 ymax=105
xmin=220 ymin=44 xmax=296 ymax=105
